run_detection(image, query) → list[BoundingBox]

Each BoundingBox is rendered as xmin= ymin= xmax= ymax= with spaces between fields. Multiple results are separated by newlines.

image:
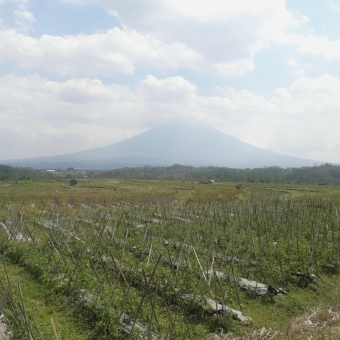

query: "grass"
xmin=0 ymin=259 xmax=95 ymax=339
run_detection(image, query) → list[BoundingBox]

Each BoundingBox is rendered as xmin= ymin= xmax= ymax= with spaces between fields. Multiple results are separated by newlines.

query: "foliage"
xmin=0 ymin=164 xmax=55 ymax=181
xmin=88 ymin=163 xmax=340 ymax=184
xmin=0 ymin=180 xmax=340 ymax=339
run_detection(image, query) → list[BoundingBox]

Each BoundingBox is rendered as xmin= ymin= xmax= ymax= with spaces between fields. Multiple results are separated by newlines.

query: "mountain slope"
xmin=2 ymin=124 xmax=320 ymax=169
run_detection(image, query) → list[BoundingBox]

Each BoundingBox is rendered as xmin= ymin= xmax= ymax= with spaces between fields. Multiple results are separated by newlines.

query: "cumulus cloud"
xmin=211 ymin=59 xmax=256 ymax=77
xmin=0 ymin=0 xmax=33 ymax=32
xmin=1 ymin=0 xmax=339 ymax=166
xmin=59 ymin=0 xmax=303 ymax=77
xmin=2 ymin=0 xmax=328 ymax=77
xmin=0 ymin=27 xmax=201 ymax=76
xmin=63 ymin=0 xmax=297 ymax=36
xmin=140 ymin=75 xmax=196 ymax=102
xmin=1 ymin=73 xmax=340 ymax=163
xmin=14 ymin=9 xmax=36 ymax=33
xmin=265 ymin=74 xmax=340 ymax=161
xmin=0 ymin=74 xmax=144 ymax=159
xmin=276 ymin=33 xmax=340 ymax=60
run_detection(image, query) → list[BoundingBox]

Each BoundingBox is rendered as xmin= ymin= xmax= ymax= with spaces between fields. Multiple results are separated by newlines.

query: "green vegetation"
xmin=0 ymin=165 xmax=54 ymax=181
xmin=0 ymin=179 xmax=340 ymax=339
xmin=3 ymin=163 xmax=340 ymax=185
xmin=89 ymin=163 xmax=340 ymax=184
xmin=0 ymin=263 xmax=94 ymax=339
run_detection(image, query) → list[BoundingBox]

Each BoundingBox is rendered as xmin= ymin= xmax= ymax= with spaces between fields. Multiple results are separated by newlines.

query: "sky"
xmin=1 ymin=0 xmax=340 ymax=163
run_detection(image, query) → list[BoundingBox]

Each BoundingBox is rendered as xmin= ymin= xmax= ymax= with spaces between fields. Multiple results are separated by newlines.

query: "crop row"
xmin=0 ymin=194 xmax=339 ymax=339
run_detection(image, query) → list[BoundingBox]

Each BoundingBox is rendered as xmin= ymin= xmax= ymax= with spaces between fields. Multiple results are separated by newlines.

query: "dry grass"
xmin=209 ymin=307 xmax=340 ymax=340
xmin=285 ymin=307 xmax=340 ymax=339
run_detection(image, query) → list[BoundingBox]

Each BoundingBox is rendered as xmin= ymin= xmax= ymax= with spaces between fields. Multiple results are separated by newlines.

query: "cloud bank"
xmin=0 ymin=0 xmax=340 ymax=164
xmin=1 ymin=73 xmax=339 ymax=162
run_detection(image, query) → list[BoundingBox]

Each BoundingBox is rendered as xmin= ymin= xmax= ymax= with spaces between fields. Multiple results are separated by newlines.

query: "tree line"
xmin=2 ymin=163 xmax=340 ymax=184
xmin=0 ymin=165 xmax=54 ymax=181
xmin=87 ymin=163 xmax=340 ymax=184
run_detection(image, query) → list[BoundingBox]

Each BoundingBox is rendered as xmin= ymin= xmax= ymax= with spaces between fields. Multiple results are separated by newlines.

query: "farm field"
xmin=1 ymin=179 xmax=340 ymax=339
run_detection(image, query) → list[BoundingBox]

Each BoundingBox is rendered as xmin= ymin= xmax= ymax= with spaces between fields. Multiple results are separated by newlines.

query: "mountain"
xmin=2 ymin=124 xmax=320 ymax=169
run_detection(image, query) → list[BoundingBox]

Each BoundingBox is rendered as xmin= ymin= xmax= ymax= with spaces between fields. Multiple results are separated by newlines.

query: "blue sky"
xmin=1 ymin=0 xmax=340 ymax=163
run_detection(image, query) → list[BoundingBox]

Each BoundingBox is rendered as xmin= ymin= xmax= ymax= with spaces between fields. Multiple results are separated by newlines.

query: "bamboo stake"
xmin=193 ymin=248 xmax=207 ymax=282
xmin=128 ymin=255 xmax=162 ymax=339
xmin=121 ymin=228 xmax=129 ymax=262
xmin=106 ymin=272 xmax=121 ymax=307
xmin=148 ymin=277 xmax=159 ymax=340
xmin=208 ymin=255 xmax=215 ymax=287
xmin=0 ymin=283 xmax=11 ymax=314
xmin=114 ymin=260 xmax=129 ymax=288
xmin=18 ymin=282 xmax=34 ymax=340
xmin=146 ymin=242 xmax=153 ymax=267
xmin=50 ymin=318 xmax=59 ymax=340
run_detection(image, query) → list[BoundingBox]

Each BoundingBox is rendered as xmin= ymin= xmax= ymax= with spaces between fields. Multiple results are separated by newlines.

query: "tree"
xmin=0 ymin=172 xmax=9 ymax=181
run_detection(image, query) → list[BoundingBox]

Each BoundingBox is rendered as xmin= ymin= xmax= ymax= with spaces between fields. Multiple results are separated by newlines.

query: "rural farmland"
xmin=2 ymin=0 xmax=340 ymax=339
xmin=0 ymin=179 xmax=340 ymax=339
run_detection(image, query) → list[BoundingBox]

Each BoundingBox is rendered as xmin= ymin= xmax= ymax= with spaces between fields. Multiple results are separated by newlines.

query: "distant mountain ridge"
xmin=2 ymin=124 xmax=320 ymax=169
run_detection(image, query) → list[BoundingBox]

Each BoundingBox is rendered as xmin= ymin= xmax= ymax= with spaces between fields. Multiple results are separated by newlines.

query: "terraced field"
xmin=0 ymin=179 xmax=340 ymax=339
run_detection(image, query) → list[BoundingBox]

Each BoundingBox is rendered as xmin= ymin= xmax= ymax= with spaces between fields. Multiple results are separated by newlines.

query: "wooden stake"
xmin=208 ymin=255 xmax=215 ymax=287
xmin=0 ymin=283 xmax=11 ymax=314
xmin=18 ymin=282 xmax=34 ymax=340
xmin=114 ymin=261 xmax=129 ymax=288
xmin=50 ymin=318 xmax=59 ymax=340
xmin=148 ymin=277 xmax=159 ymax=340
xmin=193 ymin=248 xmax=207 ymax=282
xmin=146 ymin=242 xmax=153 ymax=267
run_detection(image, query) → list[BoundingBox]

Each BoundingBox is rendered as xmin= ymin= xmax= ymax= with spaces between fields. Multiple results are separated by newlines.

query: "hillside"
xmin=2 ymin=124 xmax=320 ymax=169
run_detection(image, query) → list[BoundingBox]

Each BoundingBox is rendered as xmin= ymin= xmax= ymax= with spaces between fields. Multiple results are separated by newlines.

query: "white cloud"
xmin=4 ymin=0 xmax=330 ymax=77
xmin=1 ymin=1 xmax=339 ymax=166
xmin=14 ymin=9 xmax=36 ymax=33
xmin=140 ymin=75 xmax=196 ymax=102
xmin=55 ymin=0 xmax=340 ymax=74
xmin=266 ymin=74 xmax=340 ymax=161
xmin=285 ymin=57 xmax=311 ymax=77
xmin=60 ymin=0 xmax=303 ymax=77
xmin=0 ymin=74 xmax=144 ymax=159
xmin=63 ymin=0 xmax=296 ymax=31
xmin=1 ymin=73 xmax=340 ymax=163
xmin=211 ymin=59 xmax=256 ymax=77
xmin=2 ymin=0 xmax=338 ymax=80
xmin=0 ymin=27 xmax=201 ymax=76
xmin=0 ymin=0 xmax=32 ymax=32
xmin=330 ymin=0 xmax=340 ymax=12
xmin=278 ymin=34 xmax=340 ymax=60
xmin=287 ymin=58 xmax=297 ymax=66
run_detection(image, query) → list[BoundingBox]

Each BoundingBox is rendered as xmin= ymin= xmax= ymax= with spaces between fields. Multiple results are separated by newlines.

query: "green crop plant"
xmin=0 ymin=180 xmax=340 ymax=338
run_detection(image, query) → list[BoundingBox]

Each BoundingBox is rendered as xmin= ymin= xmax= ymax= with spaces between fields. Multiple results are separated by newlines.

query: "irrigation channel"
xmin=0 ymin=194 xmax=339 ymax=339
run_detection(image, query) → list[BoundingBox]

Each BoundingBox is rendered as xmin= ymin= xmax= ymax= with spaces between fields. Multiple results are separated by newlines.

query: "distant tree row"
xmin=2 ymin=163 xmax=340 ymax=185
xmin=87 ymin=163 xmax=340 ymax=184
xmin=0 ymin=165 xmax=55 ymax=181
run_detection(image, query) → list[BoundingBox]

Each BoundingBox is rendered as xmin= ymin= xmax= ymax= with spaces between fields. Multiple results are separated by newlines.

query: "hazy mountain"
xmin=2 ymin=124 xmax=320 ymax=169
